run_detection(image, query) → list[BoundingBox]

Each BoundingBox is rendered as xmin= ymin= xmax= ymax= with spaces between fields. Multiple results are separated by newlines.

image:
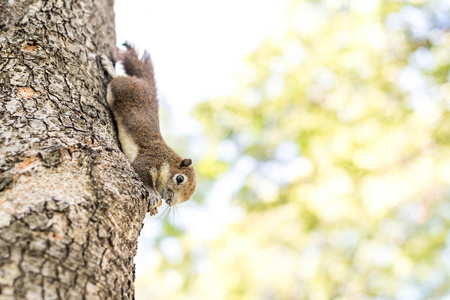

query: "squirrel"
xmin=100 ymin=44 xmax=196 ymax=216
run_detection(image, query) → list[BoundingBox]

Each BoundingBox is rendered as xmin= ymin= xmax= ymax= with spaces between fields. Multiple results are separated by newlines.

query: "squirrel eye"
xmin=174 ymin=174 xmax=186 ymax=185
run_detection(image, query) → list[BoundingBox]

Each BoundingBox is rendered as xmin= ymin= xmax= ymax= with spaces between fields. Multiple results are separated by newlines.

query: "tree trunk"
xmin=0 ymin=0 xmax=149 ymax=299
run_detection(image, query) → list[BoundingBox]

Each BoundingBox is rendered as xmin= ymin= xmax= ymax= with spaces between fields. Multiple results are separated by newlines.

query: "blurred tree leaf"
xmin=137 ymin=0 xmax=450 ymax=299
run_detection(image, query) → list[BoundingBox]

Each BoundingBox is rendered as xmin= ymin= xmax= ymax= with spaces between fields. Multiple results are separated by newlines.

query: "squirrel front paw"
xmin=148 ymin=189 xmax=163 ymax=216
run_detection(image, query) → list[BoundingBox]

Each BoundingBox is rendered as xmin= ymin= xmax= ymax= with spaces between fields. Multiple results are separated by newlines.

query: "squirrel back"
xmin=107 ymin=45 xmax=161 ymax=147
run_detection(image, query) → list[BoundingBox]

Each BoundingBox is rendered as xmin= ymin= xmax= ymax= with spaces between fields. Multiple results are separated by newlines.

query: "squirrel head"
xmin=156 ymin=158 xmax=196 ymax=206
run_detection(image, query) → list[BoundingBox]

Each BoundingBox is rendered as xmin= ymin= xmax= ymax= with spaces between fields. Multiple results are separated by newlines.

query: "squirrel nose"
xmin=163 ymin=190 xmax=174 ymax=205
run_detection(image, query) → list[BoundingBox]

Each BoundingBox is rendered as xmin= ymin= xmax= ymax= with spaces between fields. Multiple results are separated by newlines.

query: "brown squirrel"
xmin=100 ymin=44 xmax=196 ymax=216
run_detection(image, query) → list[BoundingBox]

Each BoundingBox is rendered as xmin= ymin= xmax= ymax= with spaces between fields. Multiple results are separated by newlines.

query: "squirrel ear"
xmin=180 ymin=159 xmax=192 ymax=168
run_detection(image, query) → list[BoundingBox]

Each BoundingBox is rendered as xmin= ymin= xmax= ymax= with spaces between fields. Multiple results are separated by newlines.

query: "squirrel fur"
xmin=101 ymin=44 xmax=196 ymax=215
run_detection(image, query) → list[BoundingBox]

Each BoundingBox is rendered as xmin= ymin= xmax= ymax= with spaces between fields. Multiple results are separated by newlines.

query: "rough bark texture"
xmin=0 ymin=0 xmax=149 ymax=299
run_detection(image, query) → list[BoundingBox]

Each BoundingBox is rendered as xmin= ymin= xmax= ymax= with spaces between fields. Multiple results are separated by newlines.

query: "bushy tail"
xmin=121 ymin=42 xmax=155 ymax=82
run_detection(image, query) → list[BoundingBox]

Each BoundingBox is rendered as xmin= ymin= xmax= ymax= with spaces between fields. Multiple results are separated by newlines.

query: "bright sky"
xmin=114 ymin=0 xmax=287 ymax=278
xmin=115 ymin=0 xmax=286 ymax=134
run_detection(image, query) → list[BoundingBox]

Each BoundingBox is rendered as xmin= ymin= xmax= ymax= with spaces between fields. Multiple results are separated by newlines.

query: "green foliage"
xmin=137 ymin=0 xmax=450 ymax=299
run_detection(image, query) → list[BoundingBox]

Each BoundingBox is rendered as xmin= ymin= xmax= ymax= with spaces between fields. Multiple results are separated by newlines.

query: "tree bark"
xmin=0 ymin=0 xmax=149 ymax=299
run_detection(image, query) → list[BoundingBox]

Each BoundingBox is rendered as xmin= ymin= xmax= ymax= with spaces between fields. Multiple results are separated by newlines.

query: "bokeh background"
xmin=114 ymin=0 xmax=450 ymax=299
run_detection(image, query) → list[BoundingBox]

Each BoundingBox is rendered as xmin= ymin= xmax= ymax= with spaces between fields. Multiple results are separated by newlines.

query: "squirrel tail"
xmin=121 ymin=42 xmax=155 ymax=82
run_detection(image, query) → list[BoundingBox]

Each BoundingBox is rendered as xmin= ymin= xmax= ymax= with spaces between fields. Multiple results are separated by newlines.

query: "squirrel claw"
xmin=149 ymin=206 xmax=158 ymax=216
